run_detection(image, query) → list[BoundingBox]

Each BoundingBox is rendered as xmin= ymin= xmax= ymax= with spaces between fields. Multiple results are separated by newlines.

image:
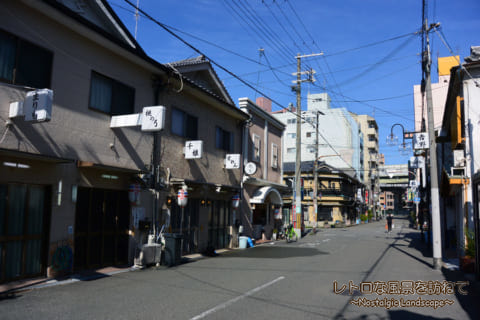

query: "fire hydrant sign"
xmin=24 ymin=89 xmax=52 ymax=122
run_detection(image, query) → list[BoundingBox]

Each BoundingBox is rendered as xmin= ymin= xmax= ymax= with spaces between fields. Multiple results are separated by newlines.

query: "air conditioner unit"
xmin=453 ymin=150 xmax=465 ymax=167
xmin=450 ymin=167 xmax=466 ymax=177
xmin=135 ymin=243 xmax=162 ymax=267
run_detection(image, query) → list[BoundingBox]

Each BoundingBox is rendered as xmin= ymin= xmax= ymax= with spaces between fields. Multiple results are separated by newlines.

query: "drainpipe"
xmin=152 ymin=75 xmax=162 ymax=237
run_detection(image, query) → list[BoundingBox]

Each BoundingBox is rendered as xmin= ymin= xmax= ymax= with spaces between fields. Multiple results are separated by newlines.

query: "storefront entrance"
xmin=74 ymin=187 xmax=130 ymax=271
xmin=0 ymin=184 xmax=51 ymax=283
xmin=208 ymin=200 xmax=231 ymax=249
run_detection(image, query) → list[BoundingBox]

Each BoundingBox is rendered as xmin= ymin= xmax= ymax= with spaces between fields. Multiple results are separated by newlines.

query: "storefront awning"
xmin=250 ymin=186 xmax=283 ymax=205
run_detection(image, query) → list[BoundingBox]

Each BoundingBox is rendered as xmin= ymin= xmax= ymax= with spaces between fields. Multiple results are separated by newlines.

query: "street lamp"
xmin=386 ymin=123 xmax=412 ymax=156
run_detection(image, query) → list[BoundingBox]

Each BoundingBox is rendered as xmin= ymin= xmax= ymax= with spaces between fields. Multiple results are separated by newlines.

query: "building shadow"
xmin=388 ymin=310 xmax=455 ymax=320
xmin=441 ymin=268 xmax=480 ymax=319
xmin=221 ymin=245 xmax=328 ymax=259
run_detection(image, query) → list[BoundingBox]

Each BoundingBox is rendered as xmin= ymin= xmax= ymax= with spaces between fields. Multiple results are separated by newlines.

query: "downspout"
xmin=152 ymin=75 xmax=162 ymax=237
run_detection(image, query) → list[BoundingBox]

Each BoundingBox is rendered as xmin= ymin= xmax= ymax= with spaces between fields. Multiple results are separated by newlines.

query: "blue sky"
xmin=109 ymin=0 xmax=479 ymax=165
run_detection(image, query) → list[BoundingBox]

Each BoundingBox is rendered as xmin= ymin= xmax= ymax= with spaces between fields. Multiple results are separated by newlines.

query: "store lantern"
xmin=128 ymin=183 xmax=141 ymax=205
xmin=232 ymin=194 xmax=240 ymax=209
xmin=177 ymin=187 xmax=188 ymax=208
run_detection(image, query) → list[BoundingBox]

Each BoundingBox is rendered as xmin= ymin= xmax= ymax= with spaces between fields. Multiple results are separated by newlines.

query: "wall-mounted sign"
xmin=225 ymin=154 xmax=241 ymax=169
xmin=413 ymin=132 xmax=429 ymax=150
xmin=244 ymin=162 xmax=257 ymax=175
xmin=110 ymin=106 xmax=165 ymax=131
xmin=24 ymin=89 xmax=53 ymax=122
xmin=185 ymin=140 xmax=203 ymax=159
xmin=9 ymin=89 xmax=53 ymax=122
xmin=141 ymin=106 xmax=165 ymax=131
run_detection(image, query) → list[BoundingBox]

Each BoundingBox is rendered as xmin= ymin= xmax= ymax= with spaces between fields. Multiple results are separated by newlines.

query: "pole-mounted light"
xmin=386 ymin=123 xmax=412 ymax=156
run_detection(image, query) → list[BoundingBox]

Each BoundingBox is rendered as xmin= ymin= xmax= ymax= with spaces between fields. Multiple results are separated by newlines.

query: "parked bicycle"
xmin=285 ymin=224 xmax=298 ymax=243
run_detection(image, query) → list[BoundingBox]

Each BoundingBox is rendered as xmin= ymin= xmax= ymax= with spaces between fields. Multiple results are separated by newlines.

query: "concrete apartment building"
xmin=352 ymin=114 xmax=379 ymax=216
xmin=272 ymin=92 xmax=362 ymax=179
xmin=0 ymin=0 xmax=248 ymax=284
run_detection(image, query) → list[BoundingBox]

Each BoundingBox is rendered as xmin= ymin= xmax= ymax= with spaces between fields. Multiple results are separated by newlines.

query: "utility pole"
xmin=294 ymin=53 xmax=323 ymax=237
xmin=294 ymin=54 xmax=302 ymax=237
xmin=422 ymin=12 xmax=442 ymax=269
xmin=313 ymin=111 xmax=319 ymax=229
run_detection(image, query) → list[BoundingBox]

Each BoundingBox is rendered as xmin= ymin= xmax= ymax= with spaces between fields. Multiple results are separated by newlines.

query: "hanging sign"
xmin=413 ymin=132 xmax=429 ymax=150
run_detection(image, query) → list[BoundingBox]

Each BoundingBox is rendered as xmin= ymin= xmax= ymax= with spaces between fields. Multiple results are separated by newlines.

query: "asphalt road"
xmin=1 ymin=217 xmax=479 ymax=319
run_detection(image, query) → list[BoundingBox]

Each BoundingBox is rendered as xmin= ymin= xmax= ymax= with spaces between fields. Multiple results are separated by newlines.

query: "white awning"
xmin=250 ymin=186 xmax=283 ymax=205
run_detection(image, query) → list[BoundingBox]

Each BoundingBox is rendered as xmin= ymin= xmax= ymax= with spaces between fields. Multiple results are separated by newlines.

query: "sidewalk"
xmin=0 ymin=248 xmax=236 ymax=296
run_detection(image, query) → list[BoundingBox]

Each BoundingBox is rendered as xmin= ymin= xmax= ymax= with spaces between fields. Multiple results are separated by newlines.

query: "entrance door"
xmin=0 ymin=184 xmax=51 ymax=283
xmin=170 ymin=199 xmax=199 ymax=254
xmin=208 ymin=201 xmax=231 ymax=249
xmin=74 ymin=188 xmax=129 ymax=271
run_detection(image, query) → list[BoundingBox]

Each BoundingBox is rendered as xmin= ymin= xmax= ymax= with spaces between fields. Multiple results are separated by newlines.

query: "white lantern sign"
xmin=177 ymin=188 xmax=188 ymax=208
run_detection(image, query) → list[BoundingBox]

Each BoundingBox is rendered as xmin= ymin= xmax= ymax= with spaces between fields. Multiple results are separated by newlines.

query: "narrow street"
xmin=1 ymin=217 xmax=478 ymax=320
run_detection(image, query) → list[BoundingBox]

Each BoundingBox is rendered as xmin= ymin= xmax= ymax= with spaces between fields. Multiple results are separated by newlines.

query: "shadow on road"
xmin=222 ymin=245 xmax=328 ymax=259
xmin=388 ymin=310 xmax=456 ymax=320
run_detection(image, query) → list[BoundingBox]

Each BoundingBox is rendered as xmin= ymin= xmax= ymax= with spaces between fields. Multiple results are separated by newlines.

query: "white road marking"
xmin=190 ymin=276 xmax=285 ymax=320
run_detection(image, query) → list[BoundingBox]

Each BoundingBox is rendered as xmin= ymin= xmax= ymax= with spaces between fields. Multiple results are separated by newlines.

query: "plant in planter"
xmin=360 ymin=214 xmax=367 ymax=224
xmin=460 ymin=229 xmax=475 ymax=273
xmin=272 ymin=229 xmax=278 ymax=241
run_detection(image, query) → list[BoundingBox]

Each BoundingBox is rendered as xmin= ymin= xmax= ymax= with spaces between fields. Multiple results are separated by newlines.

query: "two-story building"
xmin=0 ymin=0 xmax=248 ymax=284
xmin=238 ymin=97 xmax=289 ymax=240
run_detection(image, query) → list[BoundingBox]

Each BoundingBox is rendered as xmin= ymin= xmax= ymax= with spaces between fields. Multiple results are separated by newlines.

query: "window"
xmin=271 ymin=144 xmax=278 ymax=169
xmin=287 ymin=147 xmax=296 ymax=154
xmin=216 ymin=127 xmax=234 ymax=152
xmin=89 ymin=72 xmax=135 ymax=115
xmin=287 ymin=133 xmax=296 ymax=139
xmin=0 ymin=30 xmax=53 ymax=88
xmin=253 ymin=134 xmax=261 ymax=162
xmin=287 ymin=118 xmax=296 ymax=124
xmin=306 ymin=132 xmax=313 ymax=138
xmin=171 ymin=108 xmax=198 ymax=139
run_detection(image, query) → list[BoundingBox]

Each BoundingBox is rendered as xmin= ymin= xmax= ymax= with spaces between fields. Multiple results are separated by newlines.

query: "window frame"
xmin=0 ymin=29 xmax=53 ymax=89
xmin=271 ymin=143 xmax=278 ymax=169
xmin=170 ymin=107 xmax=198 ymax=140
xmin=253 ymin=134 xmax=261 ymax=162
xmin=89 ymin=71 xmax=135 ymax=116
xmin=216 ymin=126 xmax=234 ymax=152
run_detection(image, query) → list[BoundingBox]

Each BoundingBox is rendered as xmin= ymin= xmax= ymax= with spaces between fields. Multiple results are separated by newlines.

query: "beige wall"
xmin=0 ymin=2 xmax=155 ymax=171
xmin=0 ymin=1 xmax=246 ymax=275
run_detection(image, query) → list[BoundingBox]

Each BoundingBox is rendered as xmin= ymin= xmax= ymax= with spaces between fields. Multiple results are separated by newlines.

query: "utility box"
xmin=163 ymin=233 xmax=182 ymax=266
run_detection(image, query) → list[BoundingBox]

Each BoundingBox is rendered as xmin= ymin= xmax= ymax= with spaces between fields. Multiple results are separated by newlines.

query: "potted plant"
xmin=360 ymin=214 xmax=367 ymax=224
xmin=272 ymin=228 xmax=278 ymax=241
xmin=460 ymin=229 xmax=475 ymax=273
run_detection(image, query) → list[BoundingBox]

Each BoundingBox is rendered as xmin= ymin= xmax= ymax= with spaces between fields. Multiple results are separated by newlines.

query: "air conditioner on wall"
xmin=453 ymin=150 xmax=466 ymax=168
xmin=450 ymin=167 xmax=466 ymax=177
